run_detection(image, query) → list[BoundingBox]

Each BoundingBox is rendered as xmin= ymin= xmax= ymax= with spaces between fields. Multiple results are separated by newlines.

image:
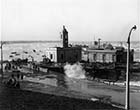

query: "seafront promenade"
xmin=1 ymin=66 xmax=140 ymax=110
xmin=0 ymin=75 xmax=124 ymax=110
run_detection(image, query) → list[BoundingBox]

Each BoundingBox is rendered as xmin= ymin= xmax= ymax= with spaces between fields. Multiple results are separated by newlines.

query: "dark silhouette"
xmin=62 ymin=25 xmax=68 ymax=48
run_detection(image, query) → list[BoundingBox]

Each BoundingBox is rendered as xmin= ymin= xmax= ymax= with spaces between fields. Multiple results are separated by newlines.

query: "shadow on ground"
xmin=0 ymin=83 xmax=124 ymax=110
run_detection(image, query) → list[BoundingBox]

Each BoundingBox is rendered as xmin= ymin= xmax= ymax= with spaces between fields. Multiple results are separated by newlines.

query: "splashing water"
xmin=64 ymin=63 xmax=86 ymax=79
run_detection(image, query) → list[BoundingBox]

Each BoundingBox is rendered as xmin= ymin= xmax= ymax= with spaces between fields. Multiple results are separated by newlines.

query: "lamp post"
xmin=125 ymin=25 xmax=137 ymax=110
xmin=0 ymin=41 xmax=5 ymax=80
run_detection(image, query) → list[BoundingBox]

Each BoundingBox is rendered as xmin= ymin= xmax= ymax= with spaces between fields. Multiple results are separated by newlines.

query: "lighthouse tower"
xmin=62 ymin=25 xmax=68 ymax=48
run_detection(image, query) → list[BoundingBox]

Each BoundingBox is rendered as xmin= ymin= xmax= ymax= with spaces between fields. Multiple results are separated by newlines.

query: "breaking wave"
xmin=64 ymin=63 xmax=86 ymax=79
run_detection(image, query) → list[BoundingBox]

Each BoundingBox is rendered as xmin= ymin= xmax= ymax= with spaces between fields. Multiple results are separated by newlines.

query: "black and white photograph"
xmin=0 ymin=0 xmax=140 ymax=110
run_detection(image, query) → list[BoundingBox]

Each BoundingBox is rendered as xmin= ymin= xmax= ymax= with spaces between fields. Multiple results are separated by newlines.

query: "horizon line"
xmin=0 ymin=40 xmax=139 ymax=44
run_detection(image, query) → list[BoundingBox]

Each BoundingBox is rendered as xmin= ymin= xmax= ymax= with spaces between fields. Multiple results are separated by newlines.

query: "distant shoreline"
xmin=1 ymin=40 xmax=140 ymax=44
xmin=1 ymin=40 xmax=62 ymax=44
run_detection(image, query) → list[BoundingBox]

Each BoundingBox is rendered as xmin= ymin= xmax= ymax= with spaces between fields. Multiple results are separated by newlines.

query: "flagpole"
xmin=125 ymin=25 xmax=136 ymax=110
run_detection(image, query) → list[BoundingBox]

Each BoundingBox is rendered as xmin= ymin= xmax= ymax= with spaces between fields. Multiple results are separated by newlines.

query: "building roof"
xmin=46 ymin=47 xmax=81 ymax=51
xmin=87 ymin=49 xmax=117 ymax=53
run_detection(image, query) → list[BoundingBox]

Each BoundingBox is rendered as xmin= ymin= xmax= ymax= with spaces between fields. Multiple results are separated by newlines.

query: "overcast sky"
xmin=1 ymin=0 xmax=140 ymax=41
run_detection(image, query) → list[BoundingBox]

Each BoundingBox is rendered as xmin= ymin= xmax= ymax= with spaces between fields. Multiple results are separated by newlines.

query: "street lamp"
xmin=125 ymin=25 xmax=137 ymax=110
xmin=0 ymin=41 xmax=6 ymax=80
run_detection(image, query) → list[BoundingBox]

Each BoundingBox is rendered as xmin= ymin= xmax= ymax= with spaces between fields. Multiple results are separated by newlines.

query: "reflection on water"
xmin=24 ymin=73 xmax=85 ymax=92
xmin=24 ymin=72 xmax=91 ymax=94
xmin=0 ymin=83 xmax=118 ymax=110
xmin=3 ymin=71 xmax=140 ymax=109
xmin=56 ymin=75 xmax=68 ymax=89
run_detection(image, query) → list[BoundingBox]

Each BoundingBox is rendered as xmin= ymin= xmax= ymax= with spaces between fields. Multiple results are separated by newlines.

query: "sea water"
xmin=0 ymin=41 xmax=140 ymax=62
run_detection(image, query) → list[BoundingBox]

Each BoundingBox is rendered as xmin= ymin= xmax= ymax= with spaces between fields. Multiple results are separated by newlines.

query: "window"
xmin=93 ymin=54 xmax=97 ymax=62
xmin=75 ymin=53 xmax=78 ymax=59
xmin=106 ymin=54 xmax=110 ymax=63
xmin=112 ymin=55 xmax=116 ymax=62
xmin=109 ymin=54 xmax=112 ymax=62
xmin=50 ymin=54 xmax=53 ymax=59
xmin=99 ymin=54 xmax=102 ymax=62
xmin=102 ymin=54 xmax=106 ymax=62
xmin=61 ymin=54 xmax=64 ymax=60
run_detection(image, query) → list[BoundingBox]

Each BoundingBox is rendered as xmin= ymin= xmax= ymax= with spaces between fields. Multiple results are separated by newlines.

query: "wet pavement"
xmin=21 ymin=73 xmax=140 ymax=110
xmin=1 ymin=67 xmax=140 ymax=110
xmin=0 ymin=81 xmax=123 ymax=110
